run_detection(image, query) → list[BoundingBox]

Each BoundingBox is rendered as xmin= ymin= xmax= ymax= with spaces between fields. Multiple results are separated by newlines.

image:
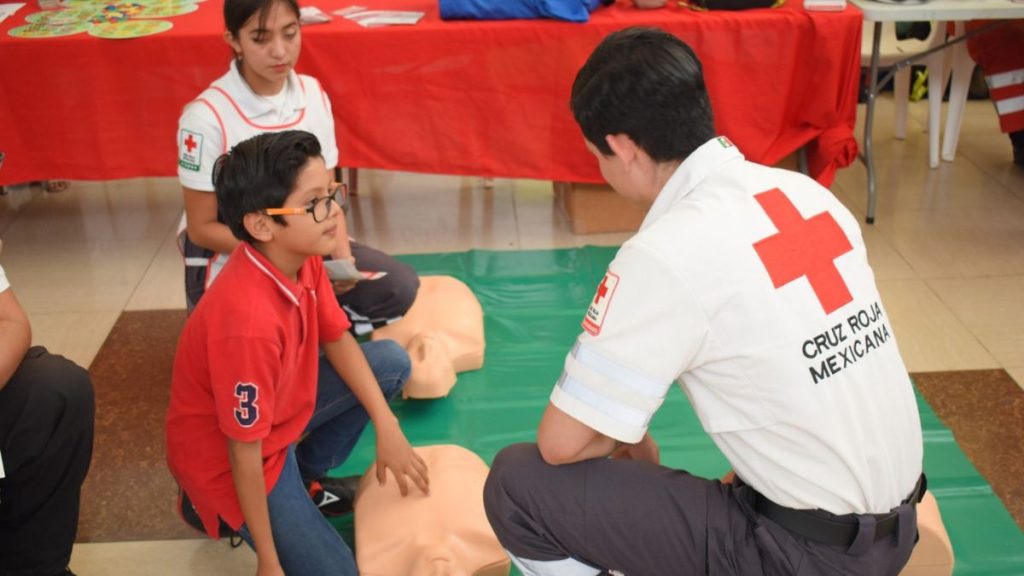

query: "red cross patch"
xmin=178 ymin=129 xmax=203 ymax=172
xmin=752 ymin=188 xmax=853 ymax=314
xmin=583 ymin=271 xmax=620 ymax=336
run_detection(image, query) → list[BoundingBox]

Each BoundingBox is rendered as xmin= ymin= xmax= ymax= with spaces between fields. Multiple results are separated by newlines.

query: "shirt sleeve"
xmin=208 ymin=335 xmax=281 ymax=442
xmin=0 ymin=263 xmax=9 ymax=293
xmin=550 ymin=241 xmax=710 ymax=443
xmin=177 ymin=101 xmax=225 ymax=192
xmin=313 ymin=78 xmax=339 ymax=170
xmin=312 ymin=257 xmax=351 ymax=342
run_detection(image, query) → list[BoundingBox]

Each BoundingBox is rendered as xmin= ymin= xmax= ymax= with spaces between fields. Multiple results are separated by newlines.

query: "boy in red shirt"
xmin=166 ymin=130 xmax=428 ymax=576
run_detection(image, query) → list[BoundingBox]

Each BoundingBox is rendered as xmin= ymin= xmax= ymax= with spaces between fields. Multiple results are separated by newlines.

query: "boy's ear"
xmin=605 ymin=133 xmax=640 ymax=165
xmin=243 ymin=213 xmax=275 ymax=243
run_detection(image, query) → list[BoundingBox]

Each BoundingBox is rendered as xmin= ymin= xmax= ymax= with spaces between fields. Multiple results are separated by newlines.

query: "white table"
xmin=850 ymin=0 xmax=1024 ymax=223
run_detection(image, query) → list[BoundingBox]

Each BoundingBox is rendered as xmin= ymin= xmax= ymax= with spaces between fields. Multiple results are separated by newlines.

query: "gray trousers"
xmin=483 ymin=444 xmax=918 ymax=576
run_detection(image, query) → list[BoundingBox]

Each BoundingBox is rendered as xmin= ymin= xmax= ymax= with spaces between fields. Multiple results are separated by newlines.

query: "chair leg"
xmin=926 ymin=51 xmax=946 ymax=169
xmin=942 ymin=22 xmax=974 ymax=163
xmin=893 ymin=67 xmax=911 ymax=140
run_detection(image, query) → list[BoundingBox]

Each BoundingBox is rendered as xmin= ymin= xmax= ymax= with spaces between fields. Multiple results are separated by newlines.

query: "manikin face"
xmin=355 ymin=446 xmax=509 ymax=576
xmin=227 ymin=0 xmax=301 ymax=96
xmin=270 ymin=157 xmax=339 ymax=258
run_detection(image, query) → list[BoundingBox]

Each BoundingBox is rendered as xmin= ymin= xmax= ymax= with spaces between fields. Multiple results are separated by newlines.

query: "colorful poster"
xmin=8 ymin=19 xmax=89 ymax=36
xmin=133 ymin=1 xmax=196 ymax=17
xmin=88 ymin=17 xmax=170 ymax=37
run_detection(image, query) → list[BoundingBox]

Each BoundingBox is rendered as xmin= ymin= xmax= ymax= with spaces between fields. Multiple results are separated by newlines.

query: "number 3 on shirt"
xmin=234 ymin=382 xmax=260 ymax=427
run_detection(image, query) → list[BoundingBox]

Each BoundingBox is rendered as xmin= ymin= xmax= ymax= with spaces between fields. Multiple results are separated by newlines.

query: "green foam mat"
xmin=329 ymin=247 xmax=1024 ymax=575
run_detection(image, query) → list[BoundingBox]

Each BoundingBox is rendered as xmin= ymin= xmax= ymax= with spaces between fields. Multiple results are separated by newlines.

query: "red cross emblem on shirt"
xmin=184 ymin=134 xmax=198 ymax=153
xmin=752 ymin=188 xmax=853 ymax=314
xmin=593 ymin=276 xmax=611 ymax=305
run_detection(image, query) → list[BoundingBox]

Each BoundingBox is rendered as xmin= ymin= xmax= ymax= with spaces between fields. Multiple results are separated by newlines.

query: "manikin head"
xmin=372 ymin=276 xmax=485 ymax=399
xmin=355 ymin=445 xmax=509 ymax=576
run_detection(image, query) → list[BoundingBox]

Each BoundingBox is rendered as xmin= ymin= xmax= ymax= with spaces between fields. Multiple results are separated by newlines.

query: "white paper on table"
xmin=804 ymin=0 xmax=846 ymax=10
xmin=0 ymin=3 xmax=26 ymax=24
xmin=300 ymin=5 xmax=332 ymax=24
xmin=344 ymin=10 xmax=424 ymax=27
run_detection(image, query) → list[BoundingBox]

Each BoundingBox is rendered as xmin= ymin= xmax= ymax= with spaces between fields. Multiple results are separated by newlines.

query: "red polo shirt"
xmin=166 ymin=244 xmax=350 ymax=537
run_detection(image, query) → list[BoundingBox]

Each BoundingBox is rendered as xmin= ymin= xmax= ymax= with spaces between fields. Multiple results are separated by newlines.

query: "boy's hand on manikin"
xmin=374 ymin=420 xmax=430 ymax=497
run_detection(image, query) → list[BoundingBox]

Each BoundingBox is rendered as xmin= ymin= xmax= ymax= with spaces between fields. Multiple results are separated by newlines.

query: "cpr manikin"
xmin=354 ymin=445 xmax=510 ymax=576
xmin=371 ymin=276 xmax=485 ymax=398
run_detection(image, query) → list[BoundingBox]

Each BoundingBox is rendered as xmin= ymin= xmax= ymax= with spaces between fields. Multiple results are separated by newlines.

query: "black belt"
xmin=753 ymin=474 xmax=926 ymax=548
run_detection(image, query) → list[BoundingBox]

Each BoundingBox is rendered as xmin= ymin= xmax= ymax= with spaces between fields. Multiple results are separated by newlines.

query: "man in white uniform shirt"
xmin=484 ymin=28 xmax=924 ymax=576
xmin=0 ymin=240 xmax=94 ymax=576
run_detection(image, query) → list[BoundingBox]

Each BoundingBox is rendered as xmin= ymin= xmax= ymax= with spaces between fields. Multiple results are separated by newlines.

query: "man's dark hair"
xmin=213 ymin=130 xmax=322 ymax=243
xmin=224 ymin=0 xmax=300 ymax=40
xmin=571 ymin=27 xmax=715 ymax=163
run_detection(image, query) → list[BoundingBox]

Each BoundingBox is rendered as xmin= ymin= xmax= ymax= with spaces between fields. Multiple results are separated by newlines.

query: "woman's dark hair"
xmin=570 ymin=27 xmax=715 ymax=163
xmin=224 ymin=0 xmax=300 ymax=40
xmin=213 ymin=130 xmax=322 ymax=243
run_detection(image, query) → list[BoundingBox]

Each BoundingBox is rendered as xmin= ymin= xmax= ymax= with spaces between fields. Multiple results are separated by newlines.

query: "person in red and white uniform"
xmin=967 ymin=21 xmax=1024 ymax=166
xmin=176 ymin=0 xmax=418 ymax=331
xmin=483 ymin=28 xmax=925 ymax=576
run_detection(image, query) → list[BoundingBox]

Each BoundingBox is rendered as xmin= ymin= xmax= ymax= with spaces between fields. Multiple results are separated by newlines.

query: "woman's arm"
xmin=228 ymin=439 xmax=283 ymax=576
xmin=183 ymin=186 xmax=240 ymax=254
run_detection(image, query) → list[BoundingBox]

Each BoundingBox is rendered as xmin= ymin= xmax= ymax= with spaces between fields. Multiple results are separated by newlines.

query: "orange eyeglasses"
xmin=259 ymin=182 xmax=348 ymax=222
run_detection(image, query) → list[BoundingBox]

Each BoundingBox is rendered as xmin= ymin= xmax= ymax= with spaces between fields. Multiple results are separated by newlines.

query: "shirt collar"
xmin=239 ymin=244 xmax=302 ymax=307
xmin=222 ymin=59 xmax=306 ymax=120
xmin=640 ymin=136 xmax=745 ymax=231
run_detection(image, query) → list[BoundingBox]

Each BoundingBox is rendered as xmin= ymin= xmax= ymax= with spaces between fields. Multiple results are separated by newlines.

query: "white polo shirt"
xmin=176 ymin=60 xmax=339 ymax=192
xmin=0 ymin=263 xmax=10 ymax=479
xmin=551 ymin=137 xmax=923 ymax=515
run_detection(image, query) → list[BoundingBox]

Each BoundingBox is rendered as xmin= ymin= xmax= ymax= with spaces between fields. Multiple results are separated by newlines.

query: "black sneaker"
xmin=307 ymin=475 xmax=361 ymax=517
xmin=177 ymin=488 xmax=236 ymax=539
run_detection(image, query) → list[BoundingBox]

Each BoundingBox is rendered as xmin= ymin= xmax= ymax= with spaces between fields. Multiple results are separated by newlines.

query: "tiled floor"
xmin=1 ymin=96 xmax=1022 ymax=574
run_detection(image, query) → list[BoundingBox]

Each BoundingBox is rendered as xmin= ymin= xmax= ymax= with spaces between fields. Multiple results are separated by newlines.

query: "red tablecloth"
xmin=0 ymin=0 xmax=861 ymax=187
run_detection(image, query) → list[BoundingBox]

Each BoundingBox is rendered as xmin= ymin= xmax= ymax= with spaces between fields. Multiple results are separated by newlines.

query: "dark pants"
xmin=483 ymin=444 xmax=918 ymax=576
xmin=185 ymin=238 xmax=419 ymax=334
xmin=0 ymin=347 xmax=94 ymax=576
xmin=334 ymin=242 xmax=420 ymax=335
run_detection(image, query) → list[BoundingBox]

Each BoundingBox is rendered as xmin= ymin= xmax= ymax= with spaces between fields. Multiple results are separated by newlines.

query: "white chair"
xmin=939 ymin=22 xmax=977 ymax=163
xmin=861 ymin=22 xmax=950 ymax=168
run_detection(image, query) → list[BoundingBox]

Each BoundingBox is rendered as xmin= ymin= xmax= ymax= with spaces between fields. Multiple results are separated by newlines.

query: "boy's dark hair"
xmin=570 ymin=27 xmax=715 ymax=163
xmin=224 ymin=0 xmax=300 ymax=40
xmin=213 ymin=130 xmax=322 ymax=243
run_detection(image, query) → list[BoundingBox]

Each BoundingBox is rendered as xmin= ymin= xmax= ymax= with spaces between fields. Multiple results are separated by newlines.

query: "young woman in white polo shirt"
xmin=176 ymin=0 xmax=418 ymax=333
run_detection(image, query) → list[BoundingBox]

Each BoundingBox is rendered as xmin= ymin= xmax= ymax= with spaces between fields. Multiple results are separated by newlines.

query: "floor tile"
xmin=29 ymin=311 xmax=120 ymax=368
xmin=875 ymin=278 xmax=998 ymax=372
xmin=928 ymin=276 xmax=1024 ymax=369
xmin=125 ymin=225 xmax=187 ymax=311
xmin=71 ymin=539 xmax=256 ymax=576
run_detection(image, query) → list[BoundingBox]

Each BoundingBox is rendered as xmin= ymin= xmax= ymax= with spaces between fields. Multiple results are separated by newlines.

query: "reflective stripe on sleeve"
xmin=995 ymin=94 xmax=1024 ymax=116
xmin=987 ymin=67 xmax=1024 ymax=91
xmin=550 ymin=340 xmax=674 ymax=443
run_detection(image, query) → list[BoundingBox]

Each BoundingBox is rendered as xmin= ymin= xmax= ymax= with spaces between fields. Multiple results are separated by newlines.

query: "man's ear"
xmin=243 ymin=213 xmax=274 ymax=243
xmin=605 ymin=133 xmax=640 ymax=166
